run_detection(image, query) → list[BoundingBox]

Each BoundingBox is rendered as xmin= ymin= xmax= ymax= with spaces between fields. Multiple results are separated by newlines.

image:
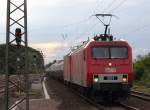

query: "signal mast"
xmin=5 ymin=0 xmax=29 ymax=110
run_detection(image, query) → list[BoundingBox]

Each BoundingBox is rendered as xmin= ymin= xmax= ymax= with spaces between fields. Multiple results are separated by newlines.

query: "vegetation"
xmin=133 ymin=53 xmax=150 ymax=93
xmin=0 ymin=44 xmax=44 ymax=74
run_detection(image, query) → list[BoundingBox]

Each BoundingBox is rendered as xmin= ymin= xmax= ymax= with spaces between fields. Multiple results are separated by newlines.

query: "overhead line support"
xmin=5 ymin=0 xmax=29 ymax=110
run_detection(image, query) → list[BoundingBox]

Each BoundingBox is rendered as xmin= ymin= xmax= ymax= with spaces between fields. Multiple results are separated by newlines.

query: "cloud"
xmin=28 ymin=0 xmax=63 ymax=7
xmin=133 ymin=48 xmax=150 ymax=59
xmin=29 ymin=42 xmax=69 ymax=63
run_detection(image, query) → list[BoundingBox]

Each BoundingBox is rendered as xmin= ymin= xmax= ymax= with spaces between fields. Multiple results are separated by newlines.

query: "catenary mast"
xmin=5 ymin=0 xmax=29 ymax=110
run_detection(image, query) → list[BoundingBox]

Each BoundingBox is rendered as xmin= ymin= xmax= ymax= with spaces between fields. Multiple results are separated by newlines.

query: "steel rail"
xmin=0 ymin=85 xmax=15 ymax=94
xmin=119 ymin=103 xmax=139 ymax=110
xmin=131 ymin=90 xmax=150 ymax=101
xmin=53 ymin=78 xmax=139 ymax=110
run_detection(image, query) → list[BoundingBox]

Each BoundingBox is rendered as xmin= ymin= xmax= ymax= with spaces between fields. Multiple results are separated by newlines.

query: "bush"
xmin=134 ymin=54 xmax=150 ymax=87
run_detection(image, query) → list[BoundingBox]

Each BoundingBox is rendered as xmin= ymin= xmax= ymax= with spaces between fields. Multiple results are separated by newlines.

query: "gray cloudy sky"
xmin=0 ymin=0 xmax=150 ymax=64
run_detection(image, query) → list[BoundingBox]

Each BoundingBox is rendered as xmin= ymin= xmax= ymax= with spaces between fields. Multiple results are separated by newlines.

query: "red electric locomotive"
xmin=64 ymin=36 xmax=133 ymax=101
xmin=64 ymin=14 xmax=134 ymax=101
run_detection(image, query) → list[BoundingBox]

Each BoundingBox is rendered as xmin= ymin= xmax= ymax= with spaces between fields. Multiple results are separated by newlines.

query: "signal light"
xmin=15 ymin=28 xmax=22 ymax=46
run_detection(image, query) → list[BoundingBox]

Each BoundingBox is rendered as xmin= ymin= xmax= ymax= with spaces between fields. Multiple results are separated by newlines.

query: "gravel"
xmin=123 ymin=96 xmax=150 ymax=110
xmin=0 ymin=74 xmax=43 ymax=110
xmin=46 ymin=77 xmax=99 ymax=110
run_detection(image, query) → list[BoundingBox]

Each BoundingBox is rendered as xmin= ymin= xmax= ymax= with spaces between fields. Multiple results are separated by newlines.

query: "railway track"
xmin=0 ymin=74 xmax=42 ymax=94
xmin=0 ymin=85 xmax=6 ymax=94
xmin=131 ymin=90 xmax=150 ymax=101
xmin=78 ymin=93 xmax=139 ymax=110
xmin=74 ymin=91 xmax=139 ymax=110
xmin=0 ymin=79 xmax=17 ymax=94
xmin=74 ymin=89 xmax=150 ymax=110
xmin=0 ymin=79 xmax=7 ymax=94
xmin=60 ymin=81 xmax=139 ymax=110
xmin=0 ymin=85 xmax=15 ymax=94
xmin=0 ymin=76 xmax=18 ymax=94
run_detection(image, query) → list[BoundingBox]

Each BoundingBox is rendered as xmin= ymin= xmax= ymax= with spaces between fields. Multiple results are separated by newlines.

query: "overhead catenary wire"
xmin=93 ymin=0 xmax=105 ymax=13
xmin=59 ymin=17 xmax=92 ymax=28
xmin=49 ymin=17 xmax=100 ymax=59
xmin=101 ymin=0 xmax=118 ymax=13
xmin=61 ymin=16 xmax=95 ymax=39
xmin=120 ymin=23 xmax=150 ymax=36
xmin=24 ymin=16 xmax=93 ymax=35
xmin=59 ymin=0 xmax=112 ymax=44
xmin=68 ymin=19 xmax=101 ymax=45
xmin=108 ymin=0 xmax=127 ymax=13
xmin=62 ymin=0 xmax=120 ymax=49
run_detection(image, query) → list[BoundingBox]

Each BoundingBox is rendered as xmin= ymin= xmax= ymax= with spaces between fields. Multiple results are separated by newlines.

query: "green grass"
xmin=132 ymin=82 xmax=150 ymax=94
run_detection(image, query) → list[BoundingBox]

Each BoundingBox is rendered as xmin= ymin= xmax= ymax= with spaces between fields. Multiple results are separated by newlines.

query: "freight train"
xmin=46 ymin=34 xmax=133 ymax=102
xmin=47 ymin=14 xmax=134 ymax=102
xmin=46 ymin=60 xmax=63 ymax=80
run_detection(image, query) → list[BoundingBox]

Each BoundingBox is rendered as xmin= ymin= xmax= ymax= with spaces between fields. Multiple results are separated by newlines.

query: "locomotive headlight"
xmin=94 ymin=75 xmax=99 ymax=83
xmin=122 ymin=78 xmax=127 ymax=82
xmin=108 ymin=62 xmax=112 ymax=66
xmin=122 ymin=74 xmax=128 ymax=82
xmin=94 ymin=78 xmax=99 ymax=82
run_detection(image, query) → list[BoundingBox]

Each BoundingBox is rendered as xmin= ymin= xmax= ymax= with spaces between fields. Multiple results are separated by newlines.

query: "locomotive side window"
xmin=92 ymin=47 xmax=109 ymax=58
xmin=111 ymin=47 xmax=128 ymax=58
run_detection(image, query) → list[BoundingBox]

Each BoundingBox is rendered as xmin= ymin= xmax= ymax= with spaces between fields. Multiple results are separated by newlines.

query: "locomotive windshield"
xmin=111 ymin=47 xmax=128 ymax=58
xmin=92 ymin=47 xmax=109 ymax=58
xmin=92 ymin=47 xmax=128 ymax=59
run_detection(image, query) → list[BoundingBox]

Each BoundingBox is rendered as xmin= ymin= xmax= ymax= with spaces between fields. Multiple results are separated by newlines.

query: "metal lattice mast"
xmin=5 ymin=0 xmax=29 ymax=110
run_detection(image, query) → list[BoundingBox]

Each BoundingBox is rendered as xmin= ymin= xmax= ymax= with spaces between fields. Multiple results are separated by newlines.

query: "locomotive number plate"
xmin=105 ymin=67 xmax=116 ymax=72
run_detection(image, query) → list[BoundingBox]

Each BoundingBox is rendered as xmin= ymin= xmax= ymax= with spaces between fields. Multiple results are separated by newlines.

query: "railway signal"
xmin=15 ymin=28 xmax=22 ymax=46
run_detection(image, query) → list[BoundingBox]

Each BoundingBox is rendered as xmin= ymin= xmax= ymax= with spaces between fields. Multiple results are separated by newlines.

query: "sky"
xmin=0 ymin=0 xmax=150 ymax=64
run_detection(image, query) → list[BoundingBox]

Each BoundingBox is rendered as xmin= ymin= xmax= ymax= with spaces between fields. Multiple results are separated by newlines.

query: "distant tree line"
xmin=134 ymin=53 xmax=150 ymax=87
xmin=0 ymin=44 xmax=45 ymax=74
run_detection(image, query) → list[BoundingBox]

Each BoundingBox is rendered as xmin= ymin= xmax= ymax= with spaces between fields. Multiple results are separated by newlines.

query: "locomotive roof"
xmin=85 ymin=39 xmax=129 ymax=48
xmin=67 ymin=38 xmax=130 ymax=56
